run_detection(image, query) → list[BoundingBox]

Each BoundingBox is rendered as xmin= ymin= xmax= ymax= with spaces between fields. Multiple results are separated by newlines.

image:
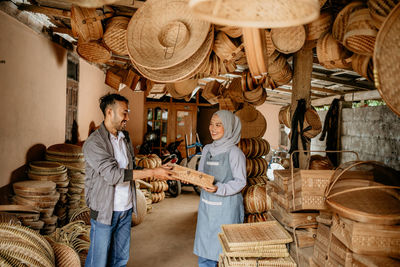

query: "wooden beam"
xmin=272 ymin=87 xmax=324 ymax=98
xmin=17 ymin=3 xmax=70 ymax=18
xmin=312 ymin=95 xmax=342 ymax=106
xmin=311 ymin=86 xmax=346 ymax=95
xmin=49 ymin=26 xmax=73 ymax=35
xmin=114 ymin=0 xmax=145 ymax=9
xmin=343 ymin=90 xmax=382 ymax=102
xmin=312 ymin=72 xmax=375 ymax=90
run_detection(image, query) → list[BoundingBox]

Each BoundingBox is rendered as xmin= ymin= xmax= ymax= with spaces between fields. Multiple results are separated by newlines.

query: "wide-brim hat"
xmin=131 ymin=27 xmax=214 ymax=83
xmin=126 ymin=0 xmax=210 ymax=70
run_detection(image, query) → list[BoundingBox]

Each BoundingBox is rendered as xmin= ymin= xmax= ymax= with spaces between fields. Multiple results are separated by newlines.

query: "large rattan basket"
xmin=103 ymin=16 xmax=129 ymax=56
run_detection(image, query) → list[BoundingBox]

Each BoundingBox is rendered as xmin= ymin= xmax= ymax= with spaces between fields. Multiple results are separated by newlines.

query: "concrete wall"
xmin=311 ymin=105 xmax=400 ymax=171
xmin=0 ymin=11 xmax=67 ymax=190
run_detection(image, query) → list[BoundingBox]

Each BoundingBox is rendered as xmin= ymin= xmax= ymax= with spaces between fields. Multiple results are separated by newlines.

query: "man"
xmin=83 ymin=93 xmax=174 ymax=267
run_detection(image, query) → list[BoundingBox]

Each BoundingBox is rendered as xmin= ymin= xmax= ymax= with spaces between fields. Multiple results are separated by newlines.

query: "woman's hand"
xmin=203 ymin=184 xmax=218 ymax=193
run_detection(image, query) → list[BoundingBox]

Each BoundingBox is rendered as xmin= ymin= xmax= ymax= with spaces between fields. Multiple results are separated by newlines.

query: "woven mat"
xmin=223 ymin=255 xmax=297 ymax=267
xmin=221 ymin=221 xmax=292 ymax=248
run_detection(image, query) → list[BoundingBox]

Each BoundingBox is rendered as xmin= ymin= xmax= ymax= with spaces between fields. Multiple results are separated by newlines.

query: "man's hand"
xmin=152 ymin=165 xmax=176 ymax=181
xmin=203 ymin=184 xmax=218 ymax=193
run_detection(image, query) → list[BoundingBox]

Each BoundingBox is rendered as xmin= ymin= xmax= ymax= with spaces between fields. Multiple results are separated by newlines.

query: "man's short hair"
xmin=99 ymin=93 xmax=129 ymax=116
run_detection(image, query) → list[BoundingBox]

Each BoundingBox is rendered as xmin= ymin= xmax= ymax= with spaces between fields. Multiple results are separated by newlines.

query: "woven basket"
xmin=306 ymin=12 xmax=333 ymax=41
xmin=29 ymin=161 xmax=65 ymax=173
xmin=77 ymin=40 xmax=111 ymax=64
xmin=132 ymin=189 xmax=147 ymax=226
xmin=213 ymin=32 xmax=238 ymax=62
xmin=51 ymin=242 xmax=81 ymax=267
xmin=303 ymin=108 xmax=322 ymax=138
xmin=243 ymin=184 xmax=269 ymax=214
xmin=351 ymin=253 xmax=400 ymax=266
xmin=267 ymin=52 xmax=293 ymax=86
xmin=373 ymin=2 xmax=400 ymax=117
xmin=264 ymin=30 xmax=276 ymax=57
xmin=235 ymin=104 xmax=258 ymax=122
xmin=0 ymin=240 xmax=53 ymax=267
xmin=239 ymin=109 xmax=267 ymax=139
xmin=223 ymin=255 xmax=296 ymax=267
xmin=309 ymin=155 xmax=334 ymax=170
xmin=343 ymin=9 xmax=378 ymax=56
xmin=351 ymin=54 xmax=374 ymax=81
xmin=46 ymin=144 xmax=83 ymax=157
xmin=188 ymin=0 xmax=320 ymax=28
xmin=316 ymin=32 xmax=352 ymax=69
xmin=278 ymin=105 xmax=291 ymax=128
xmin=127 ymin=0 xmax=210 ymax=70
xmin=271 ymin=26 xmax=306 ymax=54
xmin=332 ymin=1 xmax=365 ymax=44
xmin=367 ymin=0 xmax=399 ymax=29
xmin=103 ymin=16 xmax=129 ymax=56
xmin=70 ymin=5 xmax=103 ymax=42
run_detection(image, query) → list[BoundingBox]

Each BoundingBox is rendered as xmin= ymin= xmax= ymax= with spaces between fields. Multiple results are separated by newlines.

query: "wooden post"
xmin=291 ymin=46 xmax=314 ymax=169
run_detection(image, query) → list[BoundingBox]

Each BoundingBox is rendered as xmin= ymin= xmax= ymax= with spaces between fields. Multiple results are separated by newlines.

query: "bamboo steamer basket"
xmin=267 ymin=51 xmax=293 ymax=86
xmin=325 ymin=161 xmax=400 ymax=225
xmin=270 ymin=26 xmax=306 ymax=54
xmin=70 ymin=5 xmax=103 ymax=42
xmin=331 ymin=215 xmax=400 ymax=257
xmin=132 ymin=189 xmax=147 ymax=226
xmin=306 ymin=12 xmax=333 ymax=41
xmin=103 ymin=16 xmax=129 ymax=56
xmin=316 ymin=32 xmax=352 ymax=69
xmin=127 ymin=0 xmax=210 ymax=70
xmin=343 ymin=9 xmax=378 ymax=56
xmin=332 ymin=1 xmax=365 ymax=44
xmin=368 ymin=0 xmax=399 ymax=29
xmin=77 ymin=40 xmax=112 ymax=64
xmin=188 ymin=0 xmax=320 ymax=28
xmin=373 ymin=2 xmax=400 ymax=117
xmin=352 ymin=54 xmax=374 ymax=81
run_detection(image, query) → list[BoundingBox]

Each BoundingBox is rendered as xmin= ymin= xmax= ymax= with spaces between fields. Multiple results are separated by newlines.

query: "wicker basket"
xmin=316 ymin=32 xmax=352 ymax=69
xmin=271 ymin=26 xmax=306 ymax=54
xmin=306 ymin=12 xmax=333 ymax=41
xmin=51 ymin=242 xmax=81 ymax=267
xmin=103 ymin=16 xmax=129 ymax=56
xmin=332 ymin=1 xmax=365 ymax=44
xmin=351 ymin=54 xmax=374 ymax=81
xmin=278 ymin=105 xmax=291 ymax=128
xmin=343 ymin=9 xmax=378 ymax=56
xmin=70 ymin=5 xmax=103 ymax=42
xmin=77 ymin=41 xmax=111 ymax=64
xmin=239 ymin=109 xmax=267 ymax=139
xmin=264 ymin=30 xmax=276 ymax=57
xmin=367 ymin=0 xmax=399 ymax=29
xmin=243 ymin=184 xmax=270 ymax=214
xmin=269 ymin=204 xmax=318 ymax=228
xmin=267 ymin=52 xmax=293 ymax=86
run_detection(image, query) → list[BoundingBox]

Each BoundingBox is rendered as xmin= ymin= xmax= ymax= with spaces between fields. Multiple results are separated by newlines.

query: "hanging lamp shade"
xmin=188 ymin=0 xmax=320 ymax=28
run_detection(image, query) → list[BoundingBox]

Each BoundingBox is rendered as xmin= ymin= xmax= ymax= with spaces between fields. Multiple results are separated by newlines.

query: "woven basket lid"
xmin=103 ymin=16 xmax=130 ymax=56
xmin=70 ymin=5 xmax=103 ymax=42
xmin=316 ymin=32 xmax=352 ymax=69
xmin=126 ymin=0 xmax=210 ymax=70
xmin=188 ymin=0 xmax=320 ymax=28
xmin=332 ymin=1 xmax=365 ymax=43
xmin=47 ymin=143 xmax=83 ymax=157
xmin=373 ymin=2 xmax=400 ymax=117
xmin=77 ymin=40 xmax=111 ymax=64
xmin=271 ymin=26 xmax=306 ymax=54
xmin=132 ymin=27 xmax=213 ymax=83
xmin=13 ymin=181 xmax=56 ymax=193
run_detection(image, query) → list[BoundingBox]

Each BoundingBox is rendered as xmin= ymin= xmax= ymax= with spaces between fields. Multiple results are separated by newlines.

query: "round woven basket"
xmin=29 ymin=161 xmax=66 ymax=173
xmin=127 ymin=0 xmax=210 ymax=70
xmin=70 ymin=5 xmax=103 ymax=42
xmin=309 ymin=154 xmax=334 ymax=170
xmin=373 ymin=2 xmax=400 ymax=117
xmin=317 ymin=32 xmax=353 ymax=69
xmin=47 ymin=144 xmax=83 ymax=157
xmin=235 ymin=104 xmax=259 ymax=122
xmin=243 ymin=184 xmax=268 ymax=214
xmin=77 ymin=40 xmax=111 ymax=64
xmin=188 ymin=0 xmax=320 ymax=28
xmin=51 ymin=242 xmax=81 ymax=267
xmin=103 ymin=16 xmax=130 ymax=56
xmin=303 ymin=108 xmax=322 ymax=138
xmin=267 ymin=52 xmax=293 ymax=86
xmin=352 ymin=54 xmax=374 ymax=82
xmin=132 ymin=28 xmax=213 ymax=83
xmin=244 ymin=86 xmax=264 ymax=102
xmin=306 ymin=12 xmax=333 ymax=41
xmin=13 ymin=181 xmax=56 ymax=194
xmin=332 ymin=1 xmax=365 ymax=44
xmin=368 ymin=0 xmax=399 ymax=29
xmin=343 ymin=9 xmax=378 ymax=56
xmin=240 ymin=109 xmax=267 ymax=139
xmin=271 ymin=26 xmax=306 ymax=54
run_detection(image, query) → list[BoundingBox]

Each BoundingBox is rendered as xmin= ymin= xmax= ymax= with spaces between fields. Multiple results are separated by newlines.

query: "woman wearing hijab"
xmin=193 ymin=110 xmax=246 ymax=267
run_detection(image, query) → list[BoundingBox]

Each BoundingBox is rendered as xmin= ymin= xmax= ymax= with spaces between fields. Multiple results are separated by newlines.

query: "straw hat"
xmin=126 ymin=0 xmax=210 ymax=70
xmin=188 ymin=0 xmax=320 ymax=28
xmin=132 ymin=28 xmax=214 ymax=83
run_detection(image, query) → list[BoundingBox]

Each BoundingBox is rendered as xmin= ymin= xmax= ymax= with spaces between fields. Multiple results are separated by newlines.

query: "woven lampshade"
xmin=126 ymin=0 xmax=210 ymax=70
xmin=188 ymin=0 xmax=320 ymax=28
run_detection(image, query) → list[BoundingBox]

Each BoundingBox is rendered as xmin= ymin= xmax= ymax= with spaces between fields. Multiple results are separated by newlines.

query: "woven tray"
xmin=223 ymin=255 xmax=297 ymax=267
xmin=29 ymin=161 xmax=66 ymax=173
xmin=219 ymin=233 xmax=289 ymax=258
xmin=331 ymin=215 xmax=400 ymax=257
xmin=373 ymin=2 xmax=400 ymax=117
xmin=221 ymin=221 xmax=292 ymax=248
xmin=170 ymin=164 xmax=214 ymax=188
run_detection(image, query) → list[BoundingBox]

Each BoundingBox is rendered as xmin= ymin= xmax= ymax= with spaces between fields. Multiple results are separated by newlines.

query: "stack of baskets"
xmin=45 ymin=143 xmax=86 ymax=224
xmin=12 ymin=180 xmax=59 ymax=234
xmin=218 ymin=220 xmax=296 ymax=267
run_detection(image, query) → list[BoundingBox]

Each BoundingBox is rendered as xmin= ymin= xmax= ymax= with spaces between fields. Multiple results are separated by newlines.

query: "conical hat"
xmin=127 ymin=0 xmax=210 ymax=70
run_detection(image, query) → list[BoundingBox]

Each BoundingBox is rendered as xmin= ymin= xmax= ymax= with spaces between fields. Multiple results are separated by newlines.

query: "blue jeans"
xmin=85 ymin=208 xmax=133 ymax=267
xmin=198 ymin=256 xmax=218 ymax=267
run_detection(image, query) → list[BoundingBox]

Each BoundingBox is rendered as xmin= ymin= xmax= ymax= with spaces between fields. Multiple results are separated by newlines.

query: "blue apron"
xmin=193 ymin=150 xmax=245 ymax=261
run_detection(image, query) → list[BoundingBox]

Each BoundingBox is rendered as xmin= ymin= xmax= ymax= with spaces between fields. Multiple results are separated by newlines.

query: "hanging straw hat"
xmin=126 ymin=0 xmax=210 ymax=70
xmin=188 ymin=0 xmax=320 ymax=28
xmin=373 ymin=2 xmax=400 ymax=117
xmin=131 ymin=28 xmax=214 ymax=83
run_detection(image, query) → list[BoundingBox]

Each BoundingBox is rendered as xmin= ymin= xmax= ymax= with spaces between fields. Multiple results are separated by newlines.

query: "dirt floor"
xmin=128 ymin=187 xmax=200 ymax=267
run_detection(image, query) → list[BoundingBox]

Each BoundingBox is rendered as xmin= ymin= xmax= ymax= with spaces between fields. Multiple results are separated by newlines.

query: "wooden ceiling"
xmin=1 ymin=0 xmax=380 ymax=106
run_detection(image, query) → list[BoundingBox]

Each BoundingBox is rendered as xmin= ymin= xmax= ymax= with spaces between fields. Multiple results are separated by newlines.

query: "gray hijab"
xmin=208 ymin=110 xmax=242 ymax=157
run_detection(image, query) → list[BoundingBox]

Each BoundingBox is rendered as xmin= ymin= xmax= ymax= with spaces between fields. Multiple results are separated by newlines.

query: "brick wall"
xmin=311 ymin=105 xmax=400 ymax=171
